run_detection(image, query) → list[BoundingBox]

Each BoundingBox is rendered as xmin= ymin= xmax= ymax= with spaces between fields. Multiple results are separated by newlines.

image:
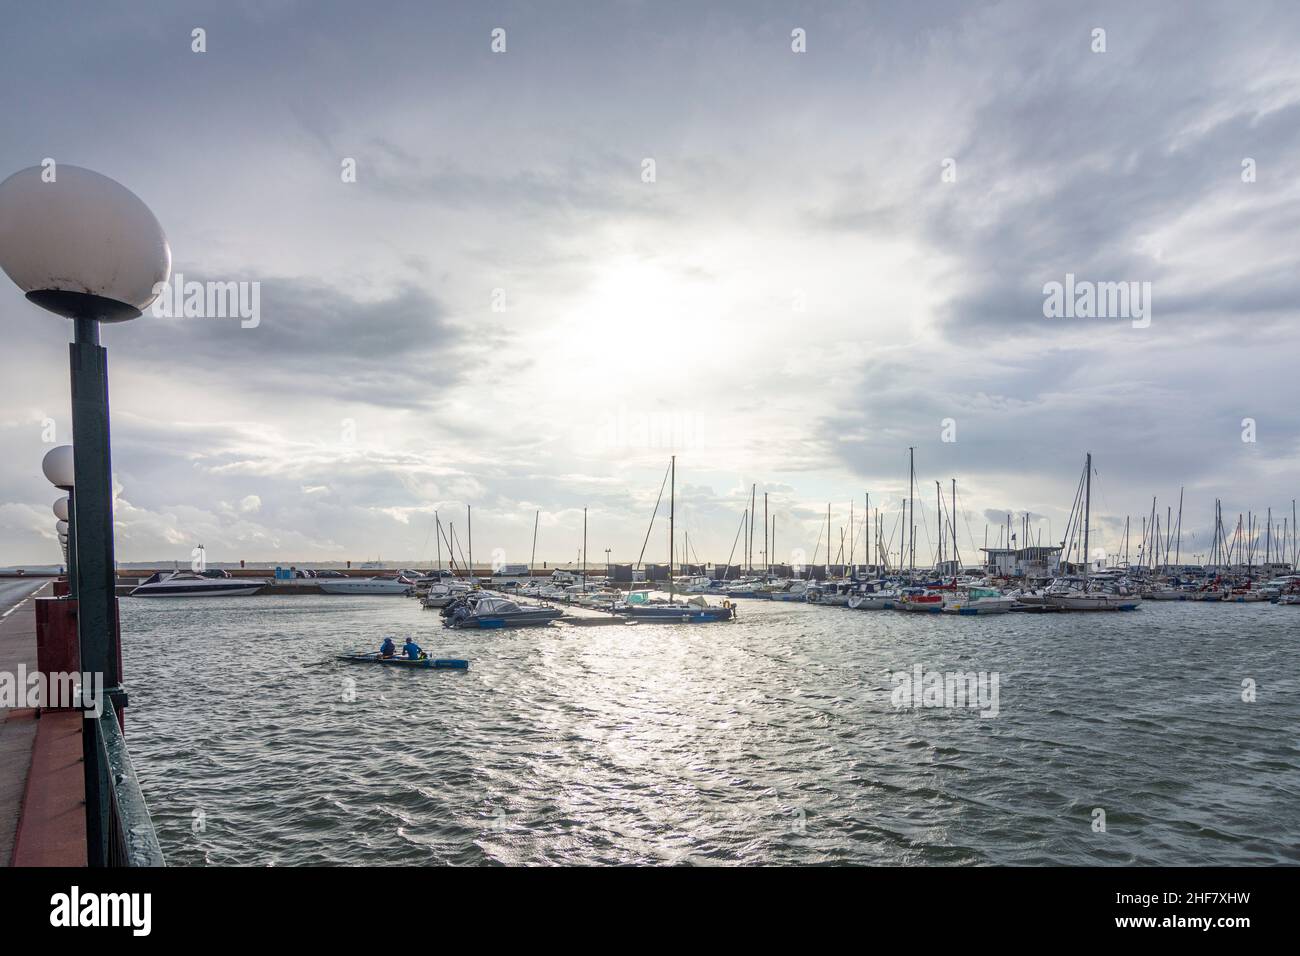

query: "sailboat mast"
xmin=1175 ymin=488 xmax=1183 ymax=567
xmin=910 ymin=448 xmax=919 ymax=575
xmin=467 ymin=505 xmax=473 ymax=583
xmin=749 ymin=484 xmax=756 ymax=573
xmin=582 ymin=506 xmax=587 ymax=589
xmin=669 ymin=456 xmax=676 ymax=601
xmin=764 ymin=492 xmax=769 ymax=575
xmin=849 ymin=498 xmax=854 ymax=570
xmin=936 ymin=481 xmax=943 ymax=570
xmin=1082 ymin=452 xmax=1092 ymax=579
xmin=436 ymin=511 xmax=442 ymax=571
xmin=952 ymin=479 xmax=959 ymax=579
xmin=530 ymin=509 xmax=539 ymax=578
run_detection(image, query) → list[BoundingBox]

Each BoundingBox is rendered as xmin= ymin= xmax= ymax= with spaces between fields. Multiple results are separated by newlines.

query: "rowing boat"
xmin=336 ymin=653 xmax=469 ymax=670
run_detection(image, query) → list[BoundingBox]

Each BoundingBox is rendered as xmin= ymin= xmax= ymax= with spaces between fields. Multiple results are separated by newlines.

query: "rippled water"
xmin=119 ymin=595 xmax=1300 ymax=865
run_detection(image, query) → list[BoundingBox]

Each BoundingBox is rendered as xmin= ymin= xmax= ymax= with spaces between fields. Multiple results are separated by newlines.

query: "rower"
xmin=379 ymin=636 xmax=396 ymax=659
xmin=403 ymin=637 xmax=424 ymax=660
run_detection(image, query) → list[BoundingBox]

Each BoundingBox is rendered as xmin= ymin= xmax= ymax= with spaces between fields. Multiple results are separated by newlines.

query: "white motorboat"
xmin=317 ymin=577 xmax=412 ymax=596
xmin=129 ymin=571 xmax=265 ymax=597
xmin=847 ymin=590 xmax=902 ymax=610
xmin=421 ymin=582 xmax=473 ymax=607
xmin=942 ymin=587 xmax=1017 ymax=615
xmin=1045 ymin=591 xmax=1140 ymax=611
xmin=808 ymin=581 xmax=854 ymax=606
xmin=444 ymin=595 xmax=564 ymax=628
xmin=768 ymin=579 xmax=812 ymax=602
xmin=571 ymin=587 xmax=623 ymax=609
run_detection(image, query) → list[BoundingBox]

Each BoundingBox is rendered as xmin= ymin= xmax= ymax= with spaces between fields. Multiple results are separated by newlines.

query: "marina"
xmin=105 ymin=589 xmax=1298 ymax=867
xmin=1 ymin=2 xmax=1298 ymax=936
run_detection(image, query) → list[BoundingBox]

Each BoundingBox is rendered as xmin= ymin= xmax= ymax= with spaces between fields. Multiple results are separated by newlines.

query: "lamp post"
xmin=53 ymin=494 xmax=74 ymax=591
xmin=1 ymin=165 xmax=170 ymax=867
xmin=44 ymin=448 xmax=77 ymax=597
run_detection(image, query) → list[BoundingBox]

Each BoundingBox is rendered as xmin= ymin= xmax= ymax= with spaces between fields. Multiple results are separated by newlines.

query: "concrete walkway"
xmin=0 ymin=580 xmax=85 ymax=867
xmin=0 ymin=580 xmax=46 ymax=865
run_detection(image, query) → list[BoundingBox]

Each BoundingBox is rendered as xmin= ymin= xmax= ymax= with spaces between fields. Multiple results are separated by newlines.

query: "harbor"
xmin=3 ymin=2 xmax=1300 ymax=937
xmin=99 ymin=588 xmax=1300 ymax=865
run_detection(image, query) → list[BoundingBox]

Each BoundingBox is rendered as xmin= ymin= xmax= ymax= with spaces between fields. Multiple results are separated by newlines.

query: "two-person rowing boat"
xmin=336 ymin=635 xmax=469 ymax=670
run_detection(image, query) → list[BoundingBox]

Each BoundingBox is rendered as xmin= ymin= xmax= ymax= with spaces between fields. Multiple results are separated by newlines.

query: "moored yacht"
xmin=421 ymin=581 xmax=474 ymax=607
xmin=444 ymin=595 xmax=564 ymax=628
xmin=129 ymin=570 xmax=265 ymax=597
xmin=942 ymin=586 xmax=1017 ymax=615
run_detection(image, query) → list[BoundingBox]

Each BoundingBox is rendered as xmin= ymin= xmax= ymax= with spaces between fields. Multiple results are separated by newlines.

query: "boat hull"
xmin=449 ymin=613 xmax=562 ymax=629
xmin=942 ymin=599 xmax=1016 ymax=615
xmin=848 ymin=595 xmax=899 ymax=610
xmin=621 ymin=605 xmax=734 ymax=622
xmin=900 ymin=600 xmax=944 ymax=613
xmin=129 ymin=583 xmax=264 ymax=597
xmin=337 ymin=654 xmax=469 ymax=669
xmin=1045 ymin=595 xmax=1139 ymax=611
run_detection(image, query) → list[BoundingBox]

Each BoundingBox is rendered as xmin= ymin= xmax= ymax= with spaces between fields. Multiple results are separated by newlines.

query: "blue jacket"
xmin=379 ymin=638 xmax=396 ymax=657
xmin=403 ymin=640 xmax=423 ymax=659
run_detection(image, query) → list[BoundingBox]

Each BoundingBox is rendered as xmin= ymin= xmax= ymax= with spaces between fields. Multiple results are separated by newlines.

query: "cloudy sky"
xmin=2 ymin=0 xmax=1299 ymax=569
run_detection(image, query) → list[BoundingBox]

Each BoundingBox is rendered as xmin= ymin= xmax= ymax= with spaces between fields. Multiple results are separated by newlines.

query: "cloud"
xmin=2 ymin=1 xmax=1299 ymax=566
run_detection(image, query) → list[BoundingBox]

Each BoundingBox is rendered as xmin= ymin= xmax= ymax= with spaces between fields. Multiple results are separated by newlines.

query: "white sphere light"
xmin=56 ymin=519 xmax=69 ymax=535
xmin=0 ymin=165 xmax=171 ymax=321
xmin=53 ymin=496 xmax=69 ymax=521
xmin=42 ymin=444 xmax=75 ymax=488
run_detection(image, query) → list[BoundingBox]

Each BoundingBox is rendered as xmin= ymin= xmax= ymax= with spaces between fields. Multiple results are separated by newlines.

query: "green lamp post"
xmin=1 ymin=164 xmax=171 ymax=866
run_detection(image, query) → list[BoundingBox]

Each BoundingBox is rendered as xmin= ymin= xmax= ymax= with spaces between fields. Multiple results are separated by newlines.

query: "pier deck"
xmin=0 ymin=581 xmax=86 ymax=867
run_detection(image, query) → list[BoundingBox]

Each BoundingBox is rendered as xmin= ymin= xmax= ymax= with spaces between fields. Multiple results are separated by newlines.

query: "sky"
xmin=2 ymin=0 xmax=1299 ymax=569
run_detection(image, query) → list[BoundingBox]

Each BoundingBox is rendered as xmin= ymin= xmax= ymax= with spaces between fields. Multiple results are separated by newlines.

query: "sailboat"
xmin=618 ymin=456 xmax=735 ymax=623
xmin=1045 ymin=453 xmax=1139 ymax=611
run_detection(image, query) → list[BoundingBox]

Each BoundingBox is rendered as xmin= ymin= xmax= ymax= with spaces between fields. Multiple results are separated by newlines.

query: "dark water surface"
xmin=120 ymin=596 xmax=1300 ymax=865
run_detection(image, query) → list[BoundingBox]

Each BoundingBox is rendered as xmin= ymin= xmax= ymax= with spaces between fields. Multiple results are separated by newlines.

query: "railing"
xmin=95 ymin=705 xmax=165 ymax=867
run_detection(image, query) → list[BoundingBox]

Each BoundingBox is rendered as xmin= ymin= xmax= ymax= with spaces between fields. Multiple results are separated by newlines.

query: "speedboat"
xmin=318 ymin=577 xmax=413 ymax=596
xmin=421 ymin=581 xmax=473 ymax=607
xmin=444 ymin=595 xmax=563 ymax=628
xmin=129 ymin=570 xmax=265 ymax=597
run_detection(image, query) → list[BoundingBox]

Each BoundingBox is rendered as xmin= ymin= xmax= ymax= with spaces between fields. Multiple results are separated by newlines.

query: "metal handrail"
xmin=97 ymin=706 xmax=165 ymax=867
